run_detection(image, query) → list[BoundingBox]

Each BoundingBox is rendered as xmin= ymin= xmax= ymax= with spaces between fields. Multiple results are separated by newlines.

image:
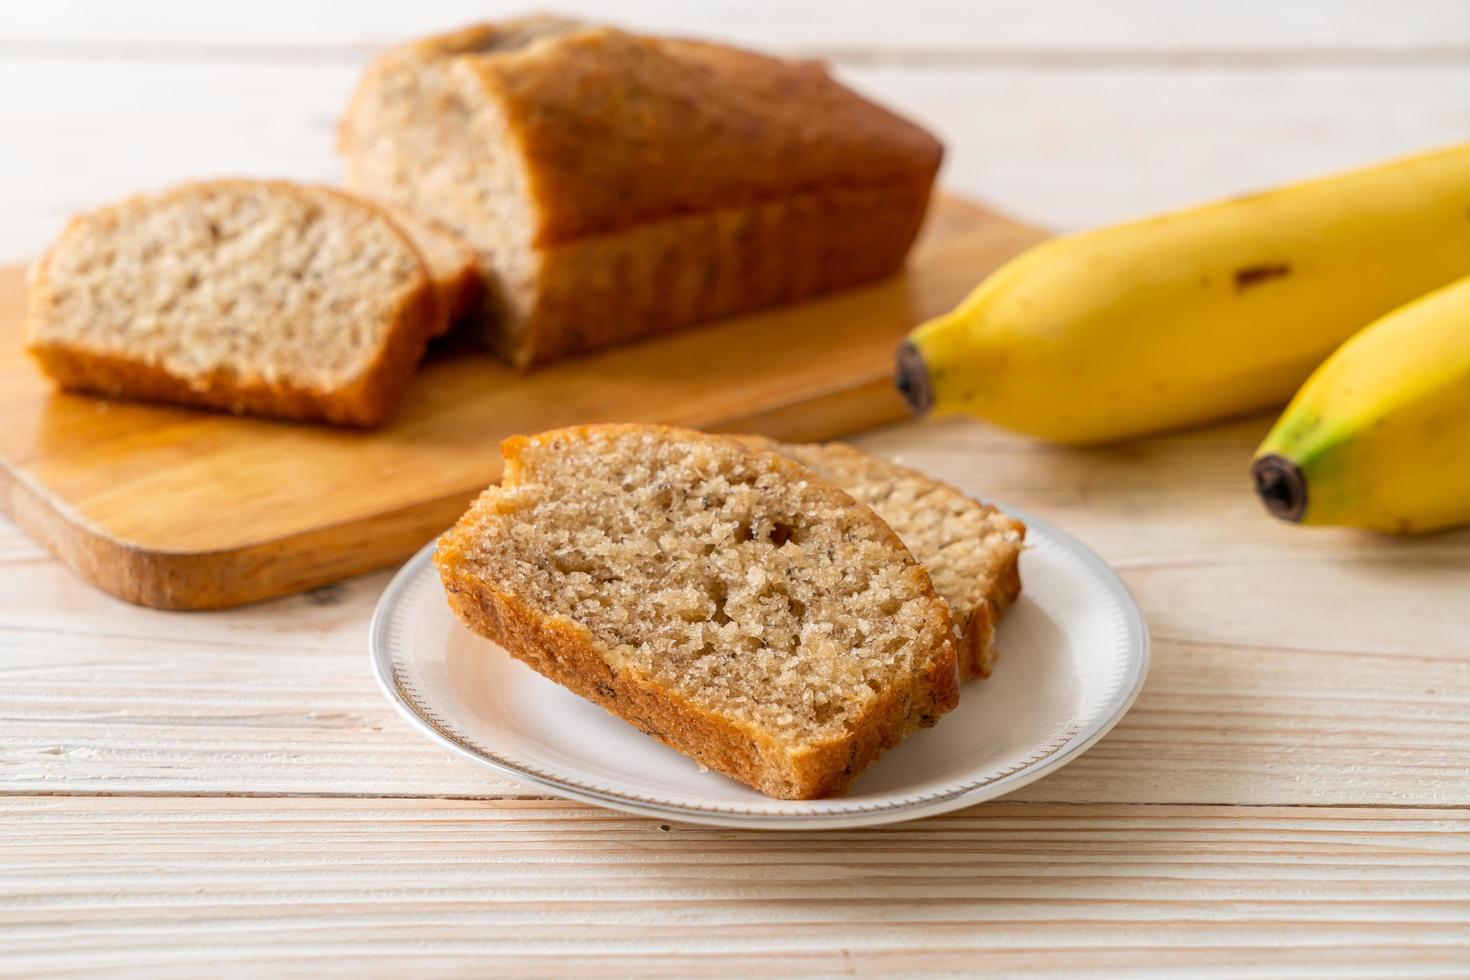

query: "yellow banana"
xmin=1251 ymin=274 xmax=1470 ymax=533
xmin=896 ymin=141 xmax=1470 ymax=444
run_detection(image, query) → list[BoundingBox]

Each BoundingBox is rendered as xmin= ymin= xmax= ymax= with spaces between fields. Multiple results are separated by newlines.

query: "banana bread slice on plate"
xmin=741 ymin=436 xmax=1025 ymax=680
xmin=434 ymin=423 xmax=960 ymax=799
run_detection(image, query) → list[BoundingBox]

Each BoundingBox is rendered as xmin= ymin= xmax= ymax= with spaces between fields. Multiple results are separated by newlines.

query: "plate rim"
xmin=369 ymin=505 xmax=1149 ymax=829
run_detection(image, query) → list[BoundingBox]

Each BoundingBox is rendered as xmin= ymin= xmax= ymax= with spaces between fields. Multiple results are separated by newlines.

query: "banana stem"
xmin=895 ymin=341 xmax=933 ymax=417
xmin=1251 ymin=454 xmax=1308 ymax=522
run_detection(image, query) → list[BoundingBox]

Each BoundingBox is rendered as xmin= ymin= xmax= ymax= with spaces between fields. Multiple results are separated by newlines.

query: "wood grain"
xmin=6 ymin=57 xmax=1470 ymax=260
xmin=0 ymin=196 xmax=1044 ymax=610
xmin=3 ymin=418 xmax=1468 ymax=806
xmin=2 ymin=797 xmax=1468 ymax=977
xmin=10 ymin=0 xmax=1469 ymax=54
xmin=7 ymin=4 xmax=1470 ymax=973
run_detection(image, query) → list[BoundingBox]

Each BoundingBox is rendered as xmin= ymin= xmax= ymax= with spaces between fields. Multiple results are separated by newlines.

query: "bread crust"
xmin=508 ymin=180 xmax=933 ymax=368
xmin=24 ymin=179 xmax=440 ymax=427
xmin=435 ymin=423 xmax=960 ymax=800
xmin=461 ymin=27 xmax=944 ymax=246
xmin=963 ymin=538 xmax=1024 ymax=679
xmin=340 ymin=18 xmax=943 ymax=368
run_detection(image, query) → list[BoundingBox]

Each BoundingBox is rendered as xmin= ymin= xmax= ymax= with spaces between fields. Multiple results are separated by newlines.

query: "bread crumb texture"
xmin=25 ymin=180 xmax=435 ymax=424
xmin=435 ymin=424 xmax=959 ymax=798
xmin=743 ymin=437 xmax=1025 ymax=680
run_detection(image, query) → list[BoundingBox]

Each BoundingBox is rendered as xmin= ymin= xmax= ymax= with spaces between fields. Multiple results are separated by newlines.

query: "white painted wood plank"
xmin=3 ymin=5 xmax=1468 ymax=969
xmin=0 ymin=59 xmax=353 ymax=251
xmin=7 ymin=0 xmax=1469 ymax=53
xmin=3 ymin=59 xmax=1470 ymax=262
xmin=2 ymin=417 xmax=1468 ymax=804
xmin=0 ymin=798 xmax=1467 ymax=977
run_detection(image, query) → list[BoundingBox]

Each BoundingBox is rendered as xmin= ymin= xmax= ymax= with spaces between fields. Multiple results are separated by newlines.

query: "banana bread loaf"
xmin=340 ymin=17 xmax=944 ymax=368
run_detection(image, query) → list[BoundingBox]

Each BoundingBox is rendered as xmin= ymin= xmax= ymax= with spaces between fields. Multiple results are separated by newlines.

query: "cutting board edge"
xmin=0 ymin=454 xmax=456 ymax=609
xmin=0 ymin=376 xmax=912 ymax=610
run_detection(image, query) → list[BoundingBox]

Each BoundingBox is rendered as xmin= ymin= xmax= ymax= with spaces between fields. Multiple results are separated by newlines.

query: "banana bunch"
xmin=897 ymin=141 xmax=1470 ymax=532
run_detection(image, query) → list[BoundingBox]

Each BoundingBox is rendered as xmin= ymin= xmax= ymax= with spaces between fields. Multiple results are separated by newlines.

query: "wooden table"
xmin=5 ymin=3 xmax=1470 ymax=975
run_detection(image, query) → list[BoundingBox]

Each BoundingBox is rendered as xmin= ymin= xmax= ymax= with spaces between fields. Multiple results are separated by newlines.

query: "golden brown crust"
xmin=339 ymin=18 xmax=943 ymax=368
xmin=462 ymin=26 xmax=944 ymax=246
xmin=509 ymin=180 xmax=933 ymax=368
xmin=435 ymin=423 xmax=959 ymax=799
xmin=970 ymin=550 xmax=1024 ymax=678
xmin=27 ymin=311 xmax=427 ymax=428
xmin=438 ymin=561 xmax=809 ymax=797
xmin=23 ymin=179 xmax=441 ymax=427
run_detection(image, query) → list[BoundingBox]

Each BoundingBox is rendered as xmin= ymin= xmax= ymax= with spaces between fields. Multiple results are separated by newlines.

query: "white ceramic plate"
xmin=370 ymin=506 xmax=1148 ymax=829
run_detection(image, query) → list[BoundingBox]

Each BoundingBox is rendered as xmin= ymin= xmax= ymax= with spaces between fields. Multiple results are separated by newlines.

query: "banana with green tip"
xmin=1252 ymin=273 xmax=1470 ymax=533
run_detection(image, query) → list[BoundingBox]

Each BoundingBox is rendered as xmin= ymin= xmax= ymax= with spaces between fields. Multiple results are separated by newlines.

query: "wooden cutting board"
xmin=0 ymin=195 xmax=1044 ymax=610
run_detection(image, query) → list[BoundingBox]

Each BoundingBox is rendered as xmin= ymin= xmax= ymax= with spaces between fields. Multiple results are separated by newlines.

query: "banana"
xmin=1251 ymin=274 xmax=1470 ymax=533
xmin=896 ymin=141 xmax=1470 ymax=444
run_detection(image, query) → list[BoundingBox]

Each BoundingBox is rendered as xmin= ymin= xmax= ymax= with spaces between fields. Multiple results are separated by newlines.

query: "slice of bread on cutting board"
xmin=24 ymin=179 xmax=439 ymax=426
xmin=376 ymin=204 xmax=483 ymax=331
xmin=740 ymin=436 xmax=1026 ymax=680
xmin=434 ymin=423 xmax=960 ymax=799
xmin=340 ymin=16 xmax=943 ymax=368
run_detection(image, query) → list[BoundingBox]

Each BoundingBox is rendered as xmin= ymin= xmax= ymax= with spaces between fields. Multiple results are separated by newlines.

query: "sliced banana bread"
xmin=741 ymin=436 xmax=1025 ymax=680
xmin=434 ymin=424 xmax=960 ymax=799
xmin=378 ymin=205 xmax=482 ymax=331
xmin=25 ymin=179 xmax=439 ymax=426
xmin=340 ymin=17 xmax=943 ymax=368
